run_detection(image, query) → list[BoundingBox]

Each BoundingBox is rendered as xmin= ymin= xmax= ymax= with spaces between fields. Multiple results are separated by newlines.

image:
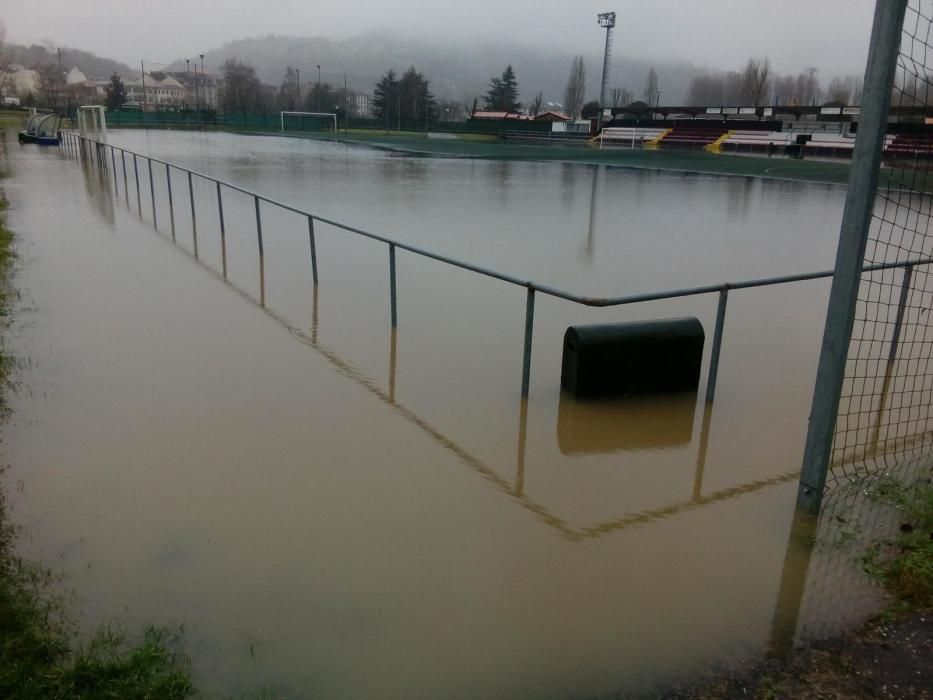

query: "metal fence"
xmin=799 ymin=0 xmax=933 ymax=513
xmin=62 ymin=129 xmax=933 ymax=413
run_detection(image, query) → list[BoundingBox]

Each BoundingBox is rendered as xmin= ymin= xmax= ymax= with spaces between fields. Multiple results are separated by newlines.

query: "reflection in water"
xmin=81 ymin=157 xmax=115 ymax=225
xmin=580 ymin=166 xmax=599 ymax=263
xmin=70 ymin=147 xmax=808 ymax=544
xmin=768 ymin=509 xmax=817 ymax=657
xmin=556 ymin=391 xmax=696 ymax=454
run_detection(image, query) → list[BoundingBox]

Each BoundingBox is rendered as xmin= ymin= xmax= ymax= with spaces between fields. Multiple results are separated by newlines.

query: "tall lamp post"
xmin=316 ymin=64 xmax=321 ymax=112
xmin=296 ymin=68 xmax=301 ymax=109
xmin=199 ymin=54 xmax=205 ymax=112
xmin=57 ymin=48 xmax=67 ymax=114
xmin=185 ymin=59 xmax=190 ymax=110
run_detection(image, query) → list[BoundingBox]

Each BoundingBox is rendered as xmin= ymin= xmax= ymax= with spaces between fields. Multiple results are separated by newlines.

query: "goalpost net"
xmin=280 ymin=111 xmax=338 ymax=134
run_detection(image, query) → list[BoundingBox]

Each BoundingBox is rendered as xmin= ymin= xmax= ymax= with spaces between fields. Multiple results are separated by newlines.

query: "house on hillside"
xmin=124 ymin=73 xmax=185 ymax=109
xmin=65 ymin=66 xmax=88 ymax=85
xmin=166 ymin=71 xmax=220 ymax=110
xmin=0 ymin=65 xmax=40 ymax=100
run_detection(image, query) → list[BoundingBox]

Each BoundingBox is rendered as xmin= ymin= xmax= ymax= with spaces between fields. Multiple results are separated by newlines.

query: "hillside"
xmin=3 ymin=42 xmax=136 ymax=79
xmin=170 ymin=32 xmax=703 ymax=104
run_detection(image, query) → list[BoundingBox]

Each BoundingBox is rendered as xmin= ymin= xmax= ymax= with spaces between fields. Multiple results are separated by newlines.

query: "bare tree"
xmin=740 ymin=57 xmax=771 ymax=105
xmin=527 ymin=91 xmax=543 ymax=116
xmin=610 ymin=87 xmax=632 ymax=107
xmin=0 ymin=21 xmax=12 ymax=98
xmin=643 ymin=66 xmax=658 ymax=104
xmin=686 ymin=75 xmax=724 ymax=106
xmin=563 ymin=56 xmax=586 ymax=118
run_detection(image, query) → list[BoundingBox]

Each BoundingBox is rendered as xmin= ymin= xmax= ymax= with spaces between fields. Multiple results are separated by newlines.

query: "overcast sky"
xmin=4 ymin=0 xmax=876 ymax=76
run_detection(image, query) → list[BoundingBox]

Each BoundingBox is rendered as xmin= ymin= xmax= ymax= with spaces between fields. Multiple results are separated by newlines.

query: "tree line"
xmin=685 ymin=58 xmax=864 ymax=107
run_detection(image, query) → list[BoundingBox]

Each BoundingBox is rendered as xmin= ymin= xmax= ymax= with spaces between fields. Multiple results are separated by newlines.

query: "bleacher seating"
xmin=598 ymin=127 xmax=666 ymax=148
xmin=657 ymin=124 xmax=729 ymax=148
xmin=721 ymin=131 xmax=793 ymax=153
xmin=884 ymin=133 xmax=933 ymax=158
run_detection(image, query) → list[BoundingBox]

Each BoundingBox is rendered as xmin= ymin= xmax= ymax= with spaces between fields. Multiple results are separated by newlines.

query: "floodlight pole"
xmin=796 ymin=0 xmax=907 ymax=515
xmin=597 ymin=11 xmax=616 ymax=112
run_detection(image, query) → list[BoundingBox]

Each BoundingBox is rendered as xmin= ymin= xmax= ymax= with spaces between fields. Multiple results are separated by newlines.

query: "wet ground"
xmin=0 ymin=129 xmax=892 ymax=698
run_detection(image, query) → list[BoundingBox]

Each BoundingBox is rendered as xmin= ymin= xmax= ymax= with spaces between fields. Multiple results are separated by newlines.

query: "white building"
xmin=352 ymin=93 xmax=372 ymax=117
xmin=65 ymin=66 xmax=88 ymax=85
xmin=124 ymin=73 xmax=186 ymax=109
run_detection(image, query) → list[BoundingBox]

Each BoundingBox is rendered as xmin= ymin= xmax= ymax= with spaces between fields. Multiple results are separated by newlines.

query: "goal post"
xmin=280 ymin=111 xmax=338 ymax=134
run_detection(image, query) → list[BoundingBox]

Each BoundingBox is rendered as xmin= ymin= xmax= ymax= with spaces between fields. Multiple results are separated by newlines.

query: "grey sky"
xmin=4 ymin=0 xmax=875 ymax=77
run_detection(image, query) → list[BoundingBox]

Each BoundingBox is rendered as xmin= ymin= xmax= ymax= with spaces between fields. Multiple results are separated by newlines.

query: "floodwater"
xmin=0 ymin=129 xmax=887 ymax=698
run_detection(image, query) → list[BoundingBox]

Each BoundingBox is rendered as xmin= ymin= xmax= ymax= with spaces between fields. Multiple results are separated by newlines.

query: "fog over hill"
xmin=169 ymin=32 xmax=704 ymax=105
xmin=3 ymin=42 xmax=136 ymax=80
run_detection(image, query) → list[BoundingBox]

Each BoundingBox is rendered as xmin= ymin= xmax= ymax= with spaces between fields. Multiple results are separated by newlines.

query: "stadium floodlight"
xmin=280 ymin=111 xmax=338 ymax=135
xmin=597 ymin=11 xmax=617 ymax=112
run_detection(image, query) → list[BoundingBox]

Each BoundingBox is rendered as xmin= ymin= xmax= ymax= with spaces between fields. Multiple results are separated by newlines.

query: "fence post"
xmin=121 ymin=150 xmax=128 ymax=200
xmin=308 ymin=216 xmax=319 ymax=286
xmin=148 ymin=158 xmax=157 ymax=228
xmin=254 ymin=196 xmax=264 ymax=257
xmin=133 ymin=154 xmax=141 ymax=213
xmin=110 ymin=147 xmax=118 ymax=196
xmin=521 ymin=285 xmax=536 ymax=398
xmin=166 ymin=164 xmax=175 ymax=241
xmin=389 ymin=243 xmax=397 ymax=327
xmin=888 ymin=264 xmax=913 ymax=363
xmin=796 ymin=0 xmax=907 ymax=515
xmin=187 ymin=172 xmax=198 ymax=258
xmin=216 ymin=182 xmax=227 ymax=279
xmin=705 ymin=287 xmax=729 ymax=402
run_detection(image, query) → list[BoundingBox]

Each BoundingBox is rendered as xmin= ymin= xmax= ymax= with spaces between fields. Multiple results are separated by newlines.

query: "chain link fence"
xmin=829 ymin=0 xmax=933 ymax=490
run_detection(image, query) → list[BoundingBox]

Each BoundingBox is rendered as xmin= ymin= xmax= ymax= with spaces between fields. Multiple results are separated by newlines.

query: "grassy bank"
xmin=0 ymin=182 xmax=195 ymax=697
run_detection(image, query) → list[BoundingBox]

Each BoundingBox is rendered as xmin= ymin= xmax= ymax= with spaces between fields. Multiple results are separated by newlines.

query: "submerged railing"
xmin=61 ymin=130 xmax=933 ymax=403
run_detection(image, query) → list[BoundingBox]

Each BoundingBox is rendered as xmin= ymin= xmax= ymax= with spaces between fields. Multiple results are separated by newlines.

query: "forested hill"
xmin=174 ymin=32 xmax=703 ymax=104
xmin=3 ymin=43 xmax=136 ymax=79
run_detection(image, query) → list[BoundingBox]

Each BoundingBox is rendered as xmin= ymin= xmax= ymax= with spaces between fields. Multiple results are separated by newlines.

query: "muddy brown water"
xmin=1 ymin=129 xmax=886 ymax=698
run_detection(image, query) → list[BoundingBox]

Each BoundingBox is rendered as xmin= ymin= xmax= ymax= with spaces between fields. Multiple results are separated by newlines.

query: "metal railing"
xmin=61 ymin=130 xmax=933 ymax=403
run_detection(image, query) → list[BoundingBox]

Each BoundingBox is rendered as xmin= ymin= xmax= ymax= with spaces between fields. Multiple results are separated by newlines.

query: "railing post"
xmin=166 ymin=164 xmax=176 ymax=241
xmin=521 ymin=285 xmax=536 ymax=398
xmin=148 ymin=158 xmax=157 ymax=228
xmin=888 ymin=264 xmax=913 ymax=363
xmin=121 ymin=150 xmax=128 ymax=200
xmin=216 ymin=182 xmax=227 ymax=279
xmin=389 ymin=243 xmax=397 ymax=327
xmin=705 ymin=286 xmax=729 ymax=403
xmin=308 ymin=216 xmax=319 ymax=286
xmin=133 ymin=154 xmax=141 ymax=213
xmin=110 ymin=147 xmax=118 ymax=196
xmin=188 ymin=172 xmax=198 ymax=258
xmin=254 ymin=196 xmax=264 ymax=257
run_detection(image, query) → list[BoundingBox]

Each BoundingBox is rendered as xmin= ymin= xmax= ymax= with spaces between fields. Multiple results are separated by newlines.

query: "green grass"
xmin=0 ymin=112 xmax=26 ymax=128
xmin=0 ymin=178 xmax=195 ymax=698
xmin=866 ymin=477 xmax=933 ymax=606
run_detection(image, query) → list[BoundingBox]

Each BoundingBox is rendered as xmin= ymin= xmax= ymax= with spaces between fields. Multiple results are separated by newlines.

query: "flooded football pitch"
xmin=1 ymin=129 xmax=887 ymax=698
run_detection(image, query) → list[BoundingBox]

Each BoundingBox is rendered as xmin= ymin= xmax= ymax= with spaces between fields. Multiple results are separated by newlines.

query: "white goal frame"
xmin=280 ymin=111 xmax=338 ymax=134
xmin=78 ymin=105 xmax=108 ymax=142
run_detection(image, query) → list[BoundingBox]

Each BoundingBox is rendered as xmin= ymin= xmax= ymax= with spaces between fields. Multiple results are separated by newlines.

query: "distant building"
xmin=533 ymin=111 xmax=570 ymax=122
xmin=124 ymin=73 xmax=186 ymax=109
xmin=65 ymin=66 xmax=88 ymax=85
xmin=166 ymin=71 xmax=220 ymax=110
xmin=65 ymin=78 xmax=108 ymax=104
xmin=470 ymin=111 xmax=531 ymax=120
xmin=351 ymin=93 xmax=372 ymax=118
xmin=0 ymin=67 xmax=40 ymax=99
